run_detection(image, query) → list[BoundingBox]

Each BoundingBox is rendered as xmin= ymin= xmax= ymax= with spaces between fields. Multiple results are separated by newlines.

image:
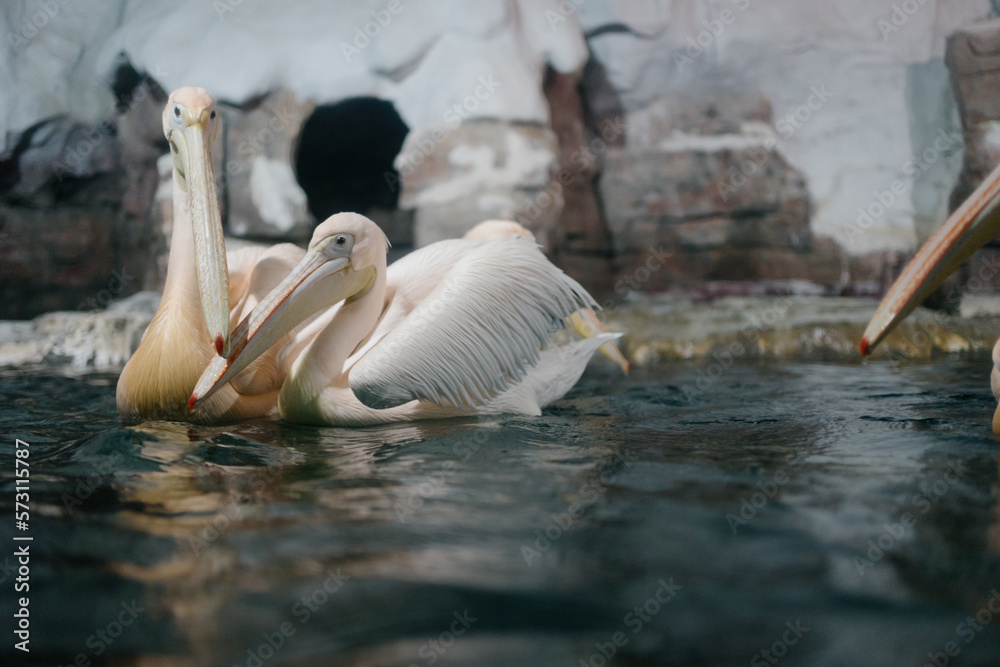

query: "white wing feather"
xmin=348 ymin=238 xmax=596 ymax=410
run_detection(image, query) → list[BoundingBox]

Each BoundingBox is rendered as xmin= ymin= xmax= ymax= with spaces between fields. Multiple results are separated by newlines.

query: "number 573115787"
xmin=14 ymin=439 xmax=29 ymax=527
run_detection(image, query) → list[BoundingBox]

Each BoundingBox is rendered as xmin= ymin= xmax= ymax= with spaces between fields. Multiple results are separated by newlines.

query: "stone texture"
xmin=937 ymin=19 xmax=1000 ymax=306
xmin=604 ymin=294 xmax=1000 ymax=367
xmin=2 ymin=0 xmax=999 ymax=322
xmin=0 ymin=291 xmax=157 ymax=369
xmin=0 ymin=75 xmax=166 ymax=317
xmin=0 ymin=203 xmax=117 ymax=319
xmin=581 ymin=0 xmax=990 ymax=256
xmin=116 ymin=78 xmax=172 ymax=292
xmin=946 ymin=17 xmax=1000 ymax=208
xmin=3 ymin=291 xmax=998 ymax=372
xmin=398 ymin=120 xmax=562 ymax=248
xmin=598 ymin=93 xmax=841 ymax=290
xmin=222 ymin=90 xmax=315 ymax=241
xmin=543 ymin=65 xmax=617 ymax=296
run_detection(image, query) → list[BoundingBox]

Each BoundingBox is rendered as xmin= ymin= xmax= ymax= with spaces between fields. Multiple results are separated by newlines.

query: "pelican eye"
xmin=173 ymin=105 xmax=181 ymax=118
xmin=335 ymin=236 xmax=347 ymax=247
xmin=210 ymin=110 xmax=216 ymax=119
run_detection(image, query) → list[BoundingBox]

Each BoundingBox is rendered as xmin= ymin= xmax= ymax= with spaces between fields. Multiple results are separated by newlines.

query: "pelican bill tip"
xmin=859 ymin=337 xmax=870 ymax=357
xmin=188 ymin=393 xmax=198 ymax=411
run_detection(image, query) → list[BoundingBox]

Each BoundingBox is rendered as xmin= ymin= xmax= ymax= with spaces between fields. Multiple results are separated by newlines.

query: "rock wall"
xmin=1 ymin=0 xmax=999 ymax=318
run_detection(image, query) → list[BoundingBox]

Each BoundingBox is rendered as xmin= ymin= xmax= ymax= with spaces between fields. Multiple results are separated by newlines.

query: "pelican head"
xmin=189 ymin=213 xmax=388 ymax=408
xmin=163 ymin=87 xmax=230 ymax=356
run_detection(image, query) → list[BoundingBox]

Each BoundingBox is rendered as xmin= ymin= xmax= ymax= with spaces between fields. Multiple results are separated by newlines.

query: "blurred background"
xmin=0 ymin=0 xmax=997 ymax=318
xmin=8 ymin=4 xmax=1000 ymax=666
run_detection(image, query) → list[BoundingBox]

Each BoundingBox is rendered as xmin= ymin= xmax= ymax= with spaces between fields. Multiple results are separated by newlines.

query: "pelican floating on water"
xmin=191 ymin=213 xmax=619 ymax=426
xmin=861 ymin=159 xmax=1000 ymax=431
xmin=463 ymin=220 xmax=630 ymax=374
xmin=117 ymin=88 xmax=304 ymax=424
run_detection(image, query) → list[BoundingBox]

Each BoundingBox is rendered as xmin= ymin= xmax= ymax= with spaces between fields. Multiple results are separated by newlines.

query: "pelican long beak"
xmin=861 ymin=160 xmax=1000 ymax=356
xmin=170 ymin=110 xmax=230 ymax=357
xmin=189 ymin=247 xmax=374 ymax=408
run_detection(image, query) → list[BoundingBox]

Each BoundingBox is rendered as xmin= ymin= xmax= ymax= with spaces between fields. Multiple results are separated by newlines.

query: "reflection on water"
xmin=2 ymin=360 xmax=1000 ymax=666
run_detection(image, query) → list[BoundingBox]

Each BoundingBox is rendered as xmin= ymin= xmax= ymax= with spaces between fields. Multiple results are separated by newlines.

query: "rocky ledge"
xmin=3 ymin=293 xmax=1000 ymax=375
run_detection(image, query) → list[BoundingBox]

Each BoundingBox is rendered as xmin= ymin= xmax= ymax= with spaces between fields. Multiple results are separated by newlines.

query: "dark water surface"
xmin=2 ymin=360 xmax=1000 ymax=666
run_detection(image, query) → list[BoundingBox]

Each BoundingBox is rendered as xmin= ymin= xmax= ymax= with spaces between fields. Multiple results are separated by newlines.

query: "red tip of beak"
xmin=859 ymin=337 xmax=870 ymax=357
xmin=215 ymin=335 xmax=225 ymax=356
xmin=188 ymin=394 xmax=197 ymax=411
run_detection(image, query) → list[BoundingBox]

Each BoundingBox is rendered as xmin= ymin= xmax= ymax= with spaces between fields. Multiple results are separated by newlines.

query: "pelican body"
xmin=191 ymin=213 xmax=619 ymax=426
xmin=117 ymin=88 xmax=303 ymax=424
xmin=463 ymin=220 xmax=629 ymax=374
xmin=861 ymin=158 xmax=1000 ymax=431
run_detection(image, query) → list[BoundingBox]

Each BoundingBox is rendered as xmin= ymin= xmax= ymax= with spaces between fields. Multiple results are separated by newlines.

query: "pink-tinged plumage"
xmin=191 ymin=213 xmax=620 ymax=426
xmin=116 ymin=88 xmax=304 ymax=425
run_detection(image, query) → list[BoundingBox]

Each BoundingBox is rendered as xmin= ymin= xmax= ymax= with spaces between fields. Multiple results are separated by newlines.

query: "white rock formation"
xmin=1 ymin=0 xmax=997 ymax=259
xmin=577 ymin=0 xmax=993 ymax=253
xmin=245 ymin=156 xmax=309 ymax=236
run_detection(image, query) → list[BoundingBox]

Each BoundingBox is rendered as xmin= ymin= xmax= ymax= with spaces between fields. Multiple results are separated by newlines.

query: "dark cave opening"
xmin=294 ymin=97 xmax=410 ymax=240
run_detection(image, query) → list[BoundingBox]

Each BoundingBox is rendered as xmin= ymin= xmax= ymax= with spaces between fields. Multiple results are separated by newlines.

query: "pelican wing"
xmin=348 ymin=238 xmax=596 ymax=410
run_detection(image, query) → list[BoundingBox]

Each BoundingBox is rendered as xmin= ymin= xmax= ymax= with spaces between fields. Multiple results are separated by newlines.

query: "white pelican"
xmin=117 ymin=88 xmax=305 ymax=425
xmin=463 ymin=220 xmax=629 ymax=374
xmin=861 ymin=159 xmax=1000 ymax=431
xmin=190 ymin=213 xmax=619 ymax=426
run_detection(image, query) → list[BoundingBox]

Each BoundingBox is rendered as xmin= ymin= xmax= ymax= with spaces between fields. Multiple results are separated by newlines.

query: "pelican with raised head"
xmin=190 ymin=213 xmax=619 ymax=426
xmin=117 ymin=87 xmax=305 ymax=425
xmin=861 ymin=159 xmax=1000 ymax=431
